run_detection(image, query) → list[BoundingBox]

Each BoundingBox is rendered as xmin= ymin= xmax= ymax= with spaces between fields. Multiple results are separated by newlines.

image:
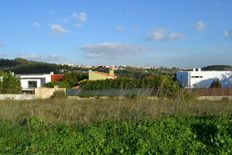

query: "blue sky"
xmin=0 ymin=0 xmax=232 ymax=67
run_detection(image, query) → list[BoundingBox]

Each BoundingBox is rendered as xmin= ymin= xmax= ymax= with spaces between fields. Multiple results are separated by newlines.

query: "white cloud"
xmin=81 ymin=42 xmax=151 ymax=59
xmin=192 ymin=21 xmax=207 ymax=31
xmin=50 ymin=24 xmax=69 ymax=34
xmin=224 ymin=31 xmax=232 ymax=37
xmin=146 ymin=28 xmax=184 ymax=41
xmin=72 ymin=12 xmax=87 ymax=22
xmin=116 ymin=25 xmax=126 ymax=32
xmin=32 ymin=22 xmax=41 ymax=28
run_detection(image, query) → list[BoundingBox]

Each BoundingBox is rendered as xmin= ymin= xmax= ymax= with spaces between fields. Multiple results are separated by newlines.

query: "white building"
xmin=176 ymin=68 xmax=232 ymax=88
xmin=18 ymin=72 xmax=54 ymax=92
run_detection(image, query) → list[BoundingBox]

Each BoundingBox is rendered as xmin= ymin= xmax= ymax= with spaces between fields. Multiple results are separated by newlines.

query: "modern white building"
xmin=18 ymin=72 xmax=54 ymax=92
xmin=176 ymin=68 xmax=232 ymax=88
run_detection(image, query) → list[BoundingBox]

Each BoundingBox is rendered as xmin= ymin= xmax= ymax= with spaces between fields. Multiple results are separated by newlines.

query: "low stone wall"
xmin=0 ymin=94 xmax=36 ymax=100
xmin=35 ymin=87 xmax=66 ymax=99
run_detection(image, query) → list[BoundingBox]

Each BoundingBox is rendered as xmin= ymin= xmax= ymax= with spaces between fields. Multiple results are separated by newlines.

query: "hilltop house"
xmin=88 ymin=69 xmax=117 ymax=81
xmin=176 ymin=68 xmax=232 ymax=88
xmin=18 ymin=72 xmax=64 ymax=93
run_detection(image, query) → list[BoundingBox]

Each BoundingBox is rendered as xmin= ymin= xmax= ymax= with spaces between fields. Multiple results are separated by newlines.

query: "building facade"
xmin=18 ymin=72 xmax=63 ymax=93
xmin=88 ymin=69 xmax=117 ymax=81
xmin=176 ymin=68 xmax=232 ymax=88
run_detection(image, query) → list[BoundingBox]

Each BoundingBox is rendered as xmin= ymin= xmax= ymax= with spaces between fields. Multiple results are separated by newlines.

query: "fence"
xmin=66 ymin=88 xmax=232 ymax=97
xmin=66 ymin=89 xmax=154 ymax=96
xmin=191 ymin=88 xmax=232 ymax=96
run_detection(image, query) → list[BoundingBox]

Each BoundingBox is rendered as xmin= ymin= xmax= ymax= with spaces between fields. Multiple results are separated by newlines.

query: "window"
xmin=28 ymin=81 xmax=37 ymax=88
xmin=191 ymin=76 xmax=203 ymax=78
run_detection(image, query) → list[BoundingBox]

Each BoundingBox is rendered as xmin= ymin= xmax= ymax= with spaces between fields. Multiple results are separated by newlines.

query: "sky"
xmin=0 ymin=0 xmax=232 ymax=67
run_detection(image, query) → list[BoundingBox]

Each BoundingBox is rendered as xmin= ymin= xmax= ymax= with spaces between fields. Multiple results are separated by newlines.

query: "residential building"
xmin=88 ymin=69 xmax=117 ymax=81
xmin=176 ymin=68 xmax=232 ymax=88
xmin=18 ymin=72 xmax=64 ymax=93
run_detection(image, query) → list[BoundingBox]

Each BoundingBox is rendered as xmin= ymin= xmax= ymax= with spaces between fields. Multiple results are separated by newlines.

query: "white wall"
xmin=18 ymin=73 xmax=53 ymax=90
xmin=177 ymin=71 xmax=232 ymax=88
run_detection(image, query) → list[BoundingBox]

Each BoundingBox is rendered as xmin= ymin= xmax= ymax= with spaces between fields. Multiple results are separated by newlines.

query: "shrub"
xmin=44 ymin=81 xmax=67 ymax=88
xmin=210 ymin=79 xmax=222 ymax=88
xmin=0 ymin=72 xmax=21 ymax=94
xmin=51 ymin=90 xmax=67 ymax=99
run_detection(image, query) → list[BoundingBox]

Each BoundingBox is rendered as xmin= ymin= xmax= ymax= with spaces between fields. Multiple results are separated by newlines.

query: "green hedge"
xmin=80 ymin=76 xmax=180 ymax=97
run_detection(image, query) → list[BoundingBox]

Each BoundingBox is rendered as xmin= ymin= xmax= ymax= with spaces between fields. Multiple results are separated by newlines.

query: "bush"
xmin=80 ymin=76 xmax=180 ymax=97
xmin=44 ymin=81 xmax=67 ymax=88
xmin=0 ymin=72 xmax=21 ymax=94
xmin=50 ymin=90 xmax=67 ymax=99
xmin=210 ymin=79 xmax=222 ymax=88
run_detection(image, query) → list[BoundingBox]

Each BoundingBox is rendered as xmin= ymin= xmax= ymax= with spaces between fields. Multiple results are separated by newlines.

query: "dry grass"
xmin=0 ymin=97 xmax=232 ymax=125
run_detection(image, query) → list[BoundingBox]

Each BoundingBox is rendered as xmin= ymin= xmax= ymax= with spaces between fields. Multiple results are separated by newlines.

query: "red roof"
xmin=51 ymin=74 xmax=64 ymax=82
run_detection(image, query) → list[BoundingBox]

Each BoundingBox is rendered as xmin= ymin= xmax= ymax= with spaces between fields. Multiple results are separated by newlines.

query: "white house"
xmin=18 ymin=72 xmax=54 ymax=92
xmin=176 ymin=68 xmax=232 ymax=88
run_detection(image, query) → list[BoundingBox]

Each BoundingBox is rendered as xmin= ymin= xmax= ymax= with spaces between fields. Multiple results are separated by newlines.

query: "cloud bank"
xmin=81 ymin=42 xmax=151 ymax=59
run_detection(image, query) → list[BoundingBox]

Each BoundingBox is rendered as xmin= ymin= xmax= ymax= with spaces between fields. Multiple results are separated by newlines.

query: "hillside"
xmin=202 ymin=65 xmax=232 ymax=71
xmin=0 ymin=58 xmax=71 ymax=74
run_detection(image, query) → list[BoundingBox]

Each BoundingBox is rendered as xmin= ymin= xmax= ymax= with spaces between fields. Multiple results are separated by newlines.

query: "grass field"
xmin=1 ymin=97 xmax=232 ymax=154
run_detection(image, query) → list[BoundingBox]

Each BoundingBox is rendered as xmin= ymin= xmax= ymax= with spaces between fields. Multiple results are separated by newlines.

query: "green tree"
xmin=43 ymin=81 xmax=68 ymax=88
xmin=0 ymin=72 xmax=21 ymax=94
xmin=210 ymin=79 xmax=222 ymax=88
xmin=62 ymin=72 xmax=88 ymax=88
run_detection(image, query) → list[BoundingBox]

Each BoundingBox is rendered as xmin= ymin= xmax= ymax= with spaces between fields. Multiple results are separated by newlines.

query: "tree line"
xmin=80 ymin=76 xmax=180 ymax=97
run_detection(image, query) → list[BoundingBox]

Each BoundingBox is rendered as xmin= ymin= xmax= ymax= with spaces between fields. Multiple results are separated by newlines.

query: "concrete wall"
xmin=35 ymin=87 xmax=66 ymax=99
xmin=0 ymin=94 xmax=35 ymax=100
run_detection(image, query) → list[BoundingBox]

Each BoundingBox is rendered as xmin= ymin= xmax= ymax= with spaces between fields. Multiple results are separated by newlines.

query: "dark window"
xmin=191 ymin=76 xmax=203 ymax=78
xmin=28 ymin=81 xmax=37 ymax=88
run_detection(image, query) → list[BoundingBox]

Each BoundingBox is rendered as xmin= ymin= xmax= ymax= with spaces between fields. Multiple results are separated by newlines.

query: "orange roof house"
xmin=88 ymin=69 xmax=117 ymax=81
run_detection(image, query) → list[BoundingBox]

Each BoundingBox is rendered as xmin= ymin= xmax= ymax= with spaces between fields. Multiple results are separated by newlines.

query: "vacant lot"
xmin=0 ymin=98 xmax=232 ymax=154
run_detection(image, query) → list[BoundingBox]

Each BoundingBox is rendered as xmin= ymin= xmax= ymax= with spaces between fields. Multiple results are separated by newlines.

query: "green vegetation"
xmin=210 ymin=79 xmax=222 ymax=88
xmin=80 ymin=76 xmax=180 ymax=97
xmin=43 ymin=81 xmax=68 ymax=88
xmin=0 ymin=72 xmax=21 ymax=94
xmin=202 ymin=65 xmax=232 ymax=71
xmin=44 ymin=72 xmax=88 ymax=88
xmin=50 ymin=90 xmax=67 ymax=99
xmin=0 ymin=98 xmax=232 ymax=154
xmin=62 ymin=72 xmax=88 ymax=88
xmin=0 ymin=58 xmax=72 ymax=74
